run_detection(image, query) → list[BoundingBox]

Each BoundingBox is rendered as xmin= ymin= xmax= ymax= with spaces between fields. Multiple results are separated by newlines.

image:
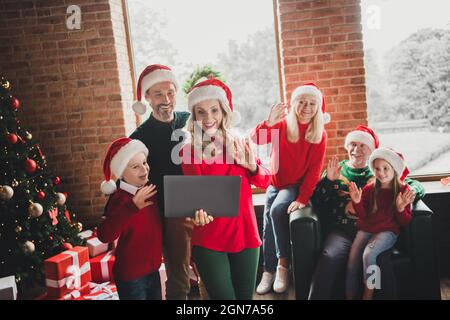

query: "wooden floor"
xmin=190 ymin=278 xmax=450 ymax=300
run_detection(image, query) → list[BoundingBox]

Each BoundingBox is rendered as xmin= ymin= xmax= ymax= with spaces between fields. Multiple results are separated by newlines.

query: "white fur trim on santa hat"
xmin=345 ymin=130 xmax=376 ymax=152
xmin=188 ymin=85 xmax=230 ymax=112
xmin=140 ymin=69 xmax=178 ymax=97
xmin=369 ymin=148 xmax=405 ymax=178
xmin=290 ymin=85 xmax=323 ymax=108
xmin=110 ymin=140 xmax=149 ymax=179
xmin=101 ymin=180 xmax=117 ymax=195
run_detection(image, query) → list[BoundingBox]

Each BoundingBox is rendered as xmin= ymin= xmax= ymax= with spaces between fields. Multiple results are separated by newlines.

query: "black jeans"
xmin=116 ymin=271 xmax=162 ymax=300
xmin=309 ymin=228 xmax=397 ymax=300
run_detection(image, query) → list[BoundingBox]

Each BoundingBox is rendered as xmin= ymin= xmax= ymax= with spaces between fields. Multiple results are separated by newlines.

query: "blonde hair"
xmin=286 ymin=95 xmax=324 ymax=144
xmin=184 ymin=100 xmax=236 ymax=159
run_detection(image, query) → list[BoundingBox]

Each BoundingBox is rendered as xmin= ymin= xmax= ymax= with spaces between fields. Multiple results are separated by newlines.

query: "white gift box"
xmin=0 ymin=276 xmax=17 ymax=300
xmin=86 ymin=237 xmax=109 ymax=258
xmin=78 ymin=230 xmax=94 ymax=240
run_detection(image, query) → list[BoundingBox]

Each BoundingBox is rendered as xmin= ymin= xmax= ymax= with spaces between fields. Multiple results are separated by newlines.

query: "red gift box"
xmin=56 ymin=283 xmax=91 ymax=300
xmin=44 ymin=246 xmax=92 ymax=298
xmin=90 ymin=250 xmax=115 ymax=283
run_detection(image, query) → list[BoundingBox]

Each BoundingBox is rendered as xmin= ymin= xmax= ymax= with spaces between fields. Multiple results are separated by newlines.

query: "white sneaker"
xmin=273 ymin=265 xmax=289 ymax=293
xmin=256 ymin=272 xmax=275 ymax=295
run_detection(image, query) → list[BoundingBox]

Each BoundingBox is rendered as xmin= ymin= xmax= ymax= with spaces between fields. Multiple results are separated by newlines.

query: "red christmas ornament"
xmin=53 ymin=176 xmax=61 ymax=185
xmin=11 ymin=97 xmax=20 ymax=110
xmin=63 ymin=242 xmax=73 ymax=250
xmin=25 ymin=159 xmax=37 ymax=174
xmin=7 ymin=133 xmax=18 ymax=144
xmin=37 ymin=191 xmax=46 ymax=200
xmin=49 ymin=236 xmax=53 ymax=240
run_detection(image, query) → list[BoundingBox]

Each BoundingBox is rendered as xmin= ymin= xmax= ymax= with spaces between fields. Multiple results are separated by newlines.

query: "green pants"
xmin=192 ymin=246 xmax=260 ymax=300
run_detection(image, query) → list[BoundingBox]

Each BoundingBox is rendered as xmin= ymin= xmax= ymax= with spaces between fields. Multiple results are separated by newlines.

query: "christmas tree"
xmin=0 ymin=75 xmax=84 ymax=296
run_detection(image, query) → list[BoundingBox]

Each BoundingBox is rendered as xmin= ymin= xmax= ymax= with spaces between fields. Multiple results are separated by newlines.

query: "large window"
xmin=361 ymin=0 xmax=450 ymax=176
xmin=126 ymin=0 xmax=281 ymax=137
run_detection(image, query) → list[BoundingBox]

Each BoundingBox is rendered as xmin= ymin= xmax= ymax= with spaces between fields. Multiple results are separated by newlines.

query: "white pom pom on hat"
xmin=101 ymin=138 xmax=149 ymax=194
xmin=132 ymin=64 xmax=178 ymax=115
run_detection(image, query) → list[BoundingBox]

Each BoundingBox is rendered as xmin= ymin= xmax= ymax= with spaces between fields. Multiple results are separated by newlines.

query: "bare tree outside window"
xmin=361 ymin=0 xmax=450 ymax=175
xmin=126 ymin=0 xmax=280 ymax=136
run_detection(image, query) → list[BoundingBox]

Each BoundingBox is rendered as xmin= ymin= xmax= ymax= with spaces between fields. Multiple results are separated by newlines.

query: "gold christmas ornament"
xmin=28 ymin=202 xmax=43 ymax=218
xmin=56 ymin=192 xmax=66 ymax=206
xmin=25 ymin=132 xmax=32 ymax=140
xmin=73 ymin=222 xmax=83 ymax=232
xmin=22 ymin=241 xmax=35 ymax=254
xmin=15 ymin=226 xmax=22 ymax=233
xmin=11 ymin=179 xmax=19 ymax=187
xmin=1 ymin=79 xmax=10 ymax=89
xmin=0 ymin=185 xmax=14 ymax=200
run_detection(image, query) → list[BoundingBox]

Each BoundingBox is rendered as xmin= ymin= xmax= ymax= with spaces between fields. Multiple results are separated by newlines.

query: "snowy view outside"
xmin=361 ymin=0 xmax=450 ymax=175
xmin=127 ymin=0 xmax=450 ymax=175
xmin=126 ymin=0 xmax=280 ymax=135
xmin=126 ymin=0 xmax=279 ymax=167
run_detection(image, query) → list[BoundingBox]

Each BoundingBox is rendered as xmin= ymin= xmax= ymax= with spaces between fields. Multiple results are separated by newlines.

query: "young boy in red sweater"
xmin=97 ymin=137 xmax=212 ymax=300
xmin=347 ymin=147 xmax=415 ymax=300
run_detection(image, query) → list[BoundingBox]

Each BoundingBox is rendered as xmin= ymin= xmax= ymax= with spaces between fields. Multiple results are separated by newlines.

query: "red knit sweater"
xmin=353 ymin=183 xmax=412 ymax=235
xmin=97 ymin=184 xmax=162 ymax=282
xmin=181 ymin=145 xmax=271 ymax=252
xmin=251 ymin=119 xmax=327 ymax=205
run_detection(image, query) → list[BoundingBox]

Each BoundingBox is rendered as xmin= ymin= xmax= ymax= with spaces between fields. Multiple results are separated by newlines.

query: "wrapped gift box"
xmin=77 ymin=282 xmax=119 ymax=300
xmin=90 ymin=250 xmax=115 ymax=283
xmin=78 ymin=229 xmax=94 ymax=240
xmin=44 ymin=246 xmax=91 ymax=298
xmin=56 ymin=282 xmax=91 ymax=300
xmin=0 ymin=275 xmax=17 ymax=300
xmin=86 ymin=237 xmax=109 ymax=258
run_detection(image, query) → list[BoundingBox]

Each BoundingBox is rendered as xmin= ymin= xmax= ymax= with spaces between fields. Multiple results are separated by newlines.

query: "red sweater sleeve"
xmin=250 ymin=120 xmax=283 ymax=145
xmin=353 ymin=184 xmax=373 ymax=219
xmin=97 ymin=194 xmax=139 ymax=243
xmin=247 ymin=158 xmax=271 ymax=189
xmin=296 ymin=131 xmax=327 ymax=205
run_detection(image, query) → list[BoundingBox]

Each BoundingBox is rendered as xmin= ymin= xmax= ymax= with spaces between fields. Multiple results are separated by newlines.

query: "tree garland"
xmin=183 ymin=65 xmax=226 ymax=95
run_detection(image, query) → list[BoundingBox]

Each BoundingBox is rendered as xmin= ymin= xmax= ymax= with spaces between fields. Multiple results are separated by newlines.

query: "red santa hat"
xmin=187 ymin=78 xmax=241 ymax=125
xmin=290 ymin=82 xmax=330 ymax=124
xmin=132 ymin=64 xmax=178 ymax=115
xmin=369 ymin=147 xmax=410 ymax=181
xmin=345 ymin=125 xmax=380 ymax=152
xmin=101 ymin=137 xmax=149 ymax=194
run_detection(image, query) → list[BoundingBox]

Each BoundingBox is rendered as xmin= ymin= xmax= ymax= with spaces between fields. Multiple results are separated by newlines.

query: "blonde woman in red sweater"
xmin=180 ymin=78 xmax=271 ymax=300
xmin=252 ymin=83 xmax=328 ymax=294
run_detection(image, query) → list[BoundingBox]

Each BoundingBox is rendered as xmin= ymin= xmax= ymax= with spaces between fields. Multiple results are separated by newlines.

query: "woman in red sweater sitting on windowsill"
xmin=251 ymin=82 xmax=328 ymax=295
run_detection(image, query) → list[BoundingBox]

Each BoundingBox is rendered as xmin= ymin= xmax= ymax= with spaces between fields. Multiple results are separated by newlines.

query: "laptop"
xmin=163 ymin=175 xmax=241 ymax=218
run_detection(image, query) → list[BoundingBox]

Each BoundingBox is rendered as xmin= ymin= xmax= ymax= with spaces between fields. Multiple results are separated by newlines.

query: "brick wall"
xmin=276 ymin=0 xmax=367 ymax=160
xmin=0 ymin=0 xmax=136 ymax=227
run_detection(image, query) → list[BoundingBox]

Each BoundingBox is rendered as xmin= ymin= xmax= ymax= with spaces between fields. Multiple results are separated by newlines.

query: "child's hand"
xmin=234 ymin=138 xmax=257 ymax=174
xmin=348 ymin=182 xmax=362 ymax=204
xmin=326 ymin=155 xmax=341 ymax=181
xmin=186 ymin=209 xmax=214 ymax=227
xmin=132 ymin=184 xmax=157 ymax=210
xmin=396 ymin=188 xmax=415 ymax=212
xmin=266 ymin=103 xmax=287 ymax=127
xmin=287 ymin=201 xmax=306 ymax=214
